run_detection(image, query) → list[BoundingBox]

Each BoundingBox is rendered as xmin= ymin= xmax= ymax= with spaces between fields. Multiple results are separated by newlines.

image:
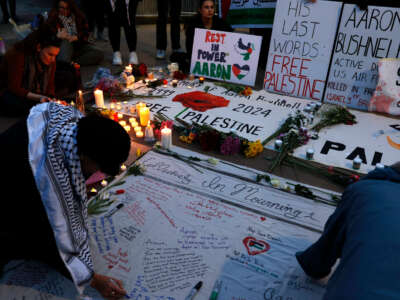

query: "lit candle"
xmin=145 ymin=121 xmax=155 ymax=142
xmin=90 ymin=187 xmax=97 ymax=194
xmin=353 ymin=158 xmax=362 ymax=170
xmin=136 ymin=130 xmax=144 ymax=138
xmin=199 ymin=76 xmax=205 ymax=84
xmin=110 ymin=103 xmax=115 ymax=109
xmin=274 ymin=139 xmax=283 ymax=150
xmin=136 ymin=102 xmax=146 ymax=115
xmin=101 ymin=180 xmax=108 ymax=187
xmin=131 ymin=121 xmax=139 ymax=128
xmin=94 ymin=89 xmax=104 ymax=108
xmin=306 ymin=149 xmax=314 ymax=160
xmin=134 ymin=126 xmax=141 ymax=132
xmin=161 ymin=127 xmax=172 ymax=149
xmin=77 ymin=90 xmax=85 ymax=113
xmin=148 ymin=72 xmax=154 ymax=80
xmin=70 ymin=101 xmax=75 ymax=106
xmin=120 ymin=164 xmax=127 ymax=171
xmin=116 ymin=104 xmax=122 ymax=111
xmin=119 ymin=120 xmax=127 ymax=127
xmin=117 ymin=113 xmax=123 ymax=119
xmin=139 ymin=107 xmax=150 ymax=126
xmin=124 ymin=125 xmax=131 ymax=132
xmin=125 ymin=65 xmax=132 ymax=75
xmin=130 ymin=106 xmax=135 ymax=114
xmin=129 ymin=117 xmax=136 ymax=124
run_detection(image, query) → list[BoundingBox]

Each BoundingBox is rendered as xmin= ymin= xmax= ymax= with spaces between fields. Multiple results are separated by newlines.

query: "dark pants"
xmin=106 ymin=0 xmax=139 ymax=52
xmin=57 ymin=40 xmax=104 ymax=66
xmin=81 ymin=0 xmax=105 ymax=33
xmin=0 ymin=120 xmax=71 ymax=280
xmin=0 ymin=0 xmax=16 ymax=21
xmin=156 ymin=0 xmax=181 ymax=51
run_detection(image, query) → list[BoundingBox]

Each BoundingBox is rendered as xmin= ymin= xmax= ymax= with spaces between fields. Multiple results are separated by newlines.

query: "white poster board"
xmin=190 ymin=28 xmax=262 ymax=86
xmin=324 ymin=5 xmax=400 ymax=110
xmin=265 ymin=0 xmax=342 ymax=100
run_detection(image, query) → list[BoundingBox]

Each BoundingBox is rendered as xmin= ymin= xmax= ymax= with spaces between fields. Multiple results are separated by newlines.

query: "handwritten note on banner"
xmin=220 ymin=0 xmax=276 ymax=28
xmin=190 ymin=28 xmax=262 ymax=86
xmin=324 ymin=5 xmax=400 ymax=110
xmin=265 ymin=0 xmax=341 ymax=100
xmin=86 ymin=151 xmax=335 ymax=299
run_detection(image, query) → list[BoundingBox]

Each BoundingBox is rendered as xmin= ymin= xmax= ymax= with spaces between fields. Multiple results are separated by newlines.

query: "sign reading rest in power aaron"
xmin=265 ymin=0 xmax=342 ymax=101
xmin=190 ymin=28 xmax=262 ymax=86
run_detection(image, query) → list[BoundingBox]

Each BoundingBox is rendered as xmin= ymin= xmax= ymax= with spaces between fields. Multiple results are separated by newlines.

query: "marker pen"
xmin=185 ymin=281 xmax=203 ymax=300
xmin=105 ymin=203 xmax=124 ymax=217
xmin=209 ymin=280 xmax=222 ymax=300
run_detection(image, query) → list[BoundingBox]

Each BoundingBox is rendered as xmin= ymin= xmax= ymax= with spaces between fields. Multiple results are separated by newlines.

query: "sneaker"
xmin=112 ymin=51 xmax=122 ymax=65
xmin=129 ymin=51 xmax=138 ymax=64
xmin=97 ymin=31 xmax=108 ymax=41
xmin=156 ymin=49 xmax=166 ymax=60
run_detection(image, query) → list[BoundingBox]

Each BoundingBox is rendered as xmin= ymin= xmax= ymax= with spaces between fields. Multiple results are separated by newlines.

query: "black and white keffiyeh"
xmin=59 ymin=14 xmax=78 ymax=36
xmin=27 ymin=102 xmax=93 ymax=293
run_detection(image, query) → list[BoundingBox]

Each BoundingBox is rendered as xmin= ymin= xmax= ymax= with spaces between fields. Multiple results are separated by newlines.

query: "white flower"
xmin=270 ymin=179 xmax=280 ymax=188
xmin=207 ymin=158 xmax=219 ymax=165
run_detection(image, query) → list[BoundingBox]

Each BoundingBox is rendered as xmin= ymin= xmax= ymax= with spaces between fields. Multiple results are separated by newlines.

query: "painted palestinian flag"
xmin=232 ymin=64 xmax=250 ymax=80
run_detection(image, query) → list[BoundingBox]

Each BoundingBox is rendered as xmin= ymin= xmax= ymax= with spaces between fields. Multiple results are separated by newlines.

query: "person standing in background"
xmin=0 ymin=0 xmax=17 ymax=23
xmin=156 ymin=0 xmax=182 ymax=60
xmin=81 ymin=0 xmax=107 ymax=41
xmin=106 ymin=0 xmax=141 ymax=65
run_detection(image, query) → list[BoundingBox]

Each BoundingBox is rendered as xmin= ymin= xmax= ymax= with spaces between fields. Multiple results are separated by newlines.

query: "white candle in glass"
xmin=145 ymin=121 xmax=155 ymax=142
xmin=161 ymin=127 xmax=172 ymax=149
xmin=94 ymin=90 xmax=104 ymax=108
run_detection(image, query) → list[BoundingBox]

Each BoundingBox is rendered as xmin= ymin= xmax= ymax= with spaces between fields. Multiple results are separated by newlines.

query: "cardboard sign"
xmin=190 ymin=28 xmax=262 ymax=86
xmin=220 ymin=0 xmax=276 ymax=28
xmin=265 ymin=0 xmax=342 ymax=100
xmin=324 ymin=5 xmax=400 ymax=110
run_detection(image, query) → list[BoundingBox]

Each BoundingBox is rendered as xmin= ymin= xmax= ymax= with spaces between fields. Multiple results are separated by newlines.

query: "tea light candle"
xmin=120 ymin=164 xmax=127 ymax=171
xmin=148 ymin=72 xmax=154 ymax=80
xmin=136 ymin=130 xmax=144 ymax=138
xmin=139 ymin=107 xmax=150 ymax=126
xmin=274 ymin=139 xmax=283 ymax=150
xmin=70 ymin=101 xmax=75 ymax=106
xmin=145 ymin=121 xmax=155 ymax=142
xmin=199 ymin=76 xmax=205 ymax=84
xmin=119 ymin=120 xmax=127 ymax=127
xmin=101 ymin=180 xmax=108 ymax=187
xmin=376 ymin=163 xmax=385 ymax=169
xmin=131 ymin=121 xmax=139 ymax=128
xmin=136 ymin=102 xmax=146 ymax=115
xmin=110 ymin=103 xmax=115 ymax=109
xmin=134 ymin=126 xmax=141 ymax=132
xmin=124 ymin=125 xmax=131 ymax=132
xmin=161 ymin=127 xmax=172 ymax=149
xmin=94 ymin=89 xmax=104 ymax=108
xmin=90 ymin=187 xmax=97 ymax=194
xmin=306 ymin=149 xmax=314 ymax=160
xmin=172 ymin=80 xmax=178 ymax=87
xmin=129 ymin=117 xmax=136 ymax=124
xmin=125 ymin=65 xmax=132 ymax=75
xmin=353 ymin=158 xmax=362 ymax=170
xmin=117 ymin=113 xmax=123 ymax=119
xmin=116 ymin=104 xmax=122 ymax=111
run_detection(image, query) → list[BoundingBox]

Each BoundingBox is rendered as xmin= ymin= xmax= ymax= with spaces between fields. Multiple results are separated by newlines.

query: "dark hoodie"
xmin=296 ymin=166 xmax=400 ymax=300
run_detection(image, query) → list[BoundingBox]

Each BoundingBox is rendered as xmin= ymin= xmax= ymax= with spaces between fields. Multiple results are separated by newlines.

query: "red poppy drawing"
xmin=172 ymin=91 xmax=230 ymax=112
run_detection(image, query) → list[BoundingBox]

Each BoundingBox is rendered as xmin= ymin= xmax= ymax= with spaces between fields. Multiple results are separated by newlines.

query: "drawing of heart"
xmin=243 ymin=236 xmax=270 ymax=256
xmin=232 ymin=64 xmax=250 ymax=80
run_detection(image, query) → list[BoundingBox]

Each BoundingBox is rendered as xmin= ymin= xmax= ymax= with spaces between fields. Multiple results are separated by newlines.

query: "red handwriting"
xmin=146 ymin=197 xmax=177 ymax=228
xmin=205 ymin=31 xmax=226 ymax=44
xmin=124 ymin=201 xmax=146 ymax=226
xmin=103 ymin=248 xmax=131 ymax=273
xmin=265 ymin=55 xmax=324 ymax=100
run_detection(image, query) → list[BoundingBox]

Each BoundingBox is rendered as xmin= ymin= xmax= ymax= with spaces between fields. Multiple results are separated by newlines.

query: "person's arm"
xmin=296 ymin=188 xmax=353 ymax=279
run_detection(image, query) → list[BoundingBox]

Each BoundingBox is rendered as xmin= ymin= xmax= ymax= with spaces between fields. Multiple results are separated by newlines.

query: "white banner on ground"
xmin=324 ymin=5 xmax=400 ymax=111
xmin=190 ymin=28 xmax=262 ymax=86
xmin=265 ymin=0 xmax=342 ymax=101
xmin=88 ymin=151 xmax=334 ymax=299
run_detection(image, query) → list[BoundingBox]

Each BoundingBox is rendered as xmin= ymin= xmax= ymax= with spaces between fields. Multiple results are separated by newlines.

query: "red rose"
xmin=116 ymin=189 xmax=125 ymax=195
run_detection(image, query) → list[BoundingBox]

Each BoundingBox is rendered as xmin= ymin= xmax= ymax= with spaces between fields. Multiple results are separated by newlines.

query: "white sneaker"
xmin=129 ymin=51 xmax=138 ymax=64
xmin=112 ymin=51 xmax=122 ymax=65
xmin=156 ymin=49 xmax=166 ymax=60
